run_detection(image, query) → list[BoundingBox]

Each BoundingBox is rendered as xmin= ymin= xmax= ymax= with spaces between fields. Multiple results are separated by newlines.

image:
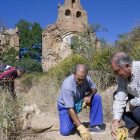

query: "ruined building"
xmin=42 ymin=0 xmax=100 ymax=72
xmin=0 ymin=27 xmax=19 ymax=59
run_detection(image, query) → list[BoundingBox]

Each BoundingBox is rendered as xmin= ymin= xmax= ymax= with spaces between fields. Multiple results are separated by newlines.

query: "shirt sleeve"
xmin=113 ymin=77 xmax=128 ymax=120
xmin=130 ymin=85 xmax=140 ymax=106
xmin=62 ymin=88 xmax=75 ymax=108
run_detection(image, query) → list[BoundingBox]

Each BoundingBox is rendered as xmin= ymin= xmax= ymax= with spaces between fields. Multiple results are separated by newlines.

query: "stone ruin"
xmin=42 ymin=0 xmax=100 ymax=72
xmin=0 ymin=27 xmax=19 ymax=60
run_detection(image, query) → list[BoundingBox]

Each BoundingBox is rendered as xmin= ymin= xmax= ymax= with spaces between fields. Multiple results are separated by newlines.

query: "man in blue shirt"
xmin=57 ymin=64 xmax=104 ymax=140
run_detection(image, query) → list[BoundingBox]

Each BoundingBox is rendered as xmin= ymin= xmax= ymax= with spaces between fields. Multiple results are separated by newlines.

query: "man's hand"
xmin=77 ymin=124 xmax=92 ymax=140
xmin=129 ymin=102 xmax=136 ymax=112
xmin=83 ymin=91 xmax=93 ymax=104
xmin=83 ymin=89 xmax=97 ymax=104
xmin=83 ymin=96 xmax=92 ymax=104
xmin=110 ymin=119 xmax=119 ymax=139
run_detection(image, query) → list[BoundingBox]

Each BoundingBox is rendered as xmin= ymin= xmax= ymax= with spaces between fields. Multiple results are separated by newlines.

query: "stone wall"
xmin=0 ymin=27 xmax=19 ymax=60
xmin=42 ymin=0 xmax=99 ymax=72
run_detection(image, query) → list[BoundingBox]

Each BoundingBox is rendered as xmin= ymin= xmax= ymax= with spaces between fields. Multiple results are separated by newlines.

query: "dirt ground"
xmin=15 ymin=115 xmax=135 ymax=140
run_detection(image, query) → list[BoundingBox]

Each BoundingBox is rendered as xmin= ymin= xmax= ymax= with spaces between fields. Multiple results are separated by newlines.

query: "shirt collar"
xmin=72 ymin=74 xmax=77 ymax=85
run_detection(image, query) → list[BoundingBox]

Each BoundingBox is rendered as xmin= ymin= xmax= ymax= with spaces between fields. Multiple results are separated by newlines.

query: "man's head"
xmin=16 ymin=66 xmax=26 ymax=77
xmin=110 ymin=52 xmax=132 ymax=79
xmin=73 ymin=64 xmax=88 ymax=86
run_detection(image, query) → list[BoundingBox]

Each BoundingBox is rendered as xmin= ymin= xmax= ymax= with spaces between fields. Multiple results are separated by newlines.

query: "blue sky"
xmin=0 ymin=0 xmax=140 ymax=44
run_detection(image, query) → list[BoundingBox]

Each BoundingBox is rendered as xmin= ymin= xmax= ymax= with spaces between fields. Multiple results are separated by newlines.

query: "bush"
xmin=130 ymin=41 xmax=140 ymax=60
xmin=48 ymin=54 xmax=90 ymax=83
xmin=17 ymin=59 xmax=43 ymax=72
xmin=90 ymin=47 xmax=118 ymax=89
xmin=92 ymin=47 xmax=118 ymax=72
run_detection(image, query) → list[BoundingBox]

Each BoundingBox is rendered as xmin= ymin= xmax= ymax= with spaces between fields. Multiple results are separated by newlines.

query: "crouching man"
xmin=57 ymin=64 xmax=104 ymax=140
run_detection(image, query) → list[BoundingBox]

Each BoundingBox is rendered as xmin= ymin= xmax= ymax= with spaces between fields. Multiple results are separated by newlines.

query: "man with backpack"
xmin=0 ymin=64 xmax=26 ymax=99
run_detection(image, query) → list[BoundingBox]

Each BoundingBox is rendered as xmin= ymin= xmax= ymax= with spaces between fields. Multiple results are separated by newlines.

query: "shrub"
xmin=17 ymin=58 xmax=43 ymax=72
xmin=48 ymin=54 xmax=90 ymax=83
xmin=90 ymin=47 xmax=118 ymax=89
xmin=92 ymin=47 xmax=118 ymax=72
xmin=130 ymin=41 xmax=140 ymax=60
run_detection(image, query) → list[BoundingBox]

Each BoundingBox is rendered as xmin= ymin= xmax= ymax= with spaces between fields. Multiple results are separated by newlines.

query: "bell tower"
xmin=56 ymin=0 xmax=88 ymax=31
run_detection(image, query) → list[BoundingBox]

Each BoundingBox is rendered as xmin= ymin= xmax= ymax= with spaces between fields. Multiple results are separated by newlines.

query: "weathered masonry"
xmin=42 ymin=0 xmax=100 ymax=72
xmin=0 ymin=27 xmax=19 ymax=59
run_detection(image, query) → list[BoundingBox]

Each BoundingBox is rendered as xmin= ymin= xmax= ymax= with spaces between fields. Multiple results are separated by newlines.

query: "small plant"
xmin=0 ymin=88 xmax=20 ymax=139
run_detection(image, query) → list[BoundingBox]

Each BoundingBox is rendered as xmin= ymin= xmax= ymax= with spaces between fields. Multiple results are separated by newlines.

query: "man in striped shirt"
xmin=0 ymin=65 xmax=26 ymax=99
xmin=110 ymin=52 xmax=140 ymax=139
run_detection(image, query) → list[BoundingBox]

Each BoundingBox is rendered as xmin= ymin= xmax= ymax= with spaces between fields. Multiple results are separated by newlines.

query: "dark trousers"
xmin=122 ymin=94 xmax=140 ymax=129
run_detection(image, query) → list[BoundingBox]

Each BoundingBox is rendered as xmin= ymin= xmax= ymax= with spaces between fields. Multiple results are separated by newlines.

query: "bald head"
xmin=110 ymin=52 xmax=132 ymax=68
xmin=73 ymin=64 xmax=88 ymax=75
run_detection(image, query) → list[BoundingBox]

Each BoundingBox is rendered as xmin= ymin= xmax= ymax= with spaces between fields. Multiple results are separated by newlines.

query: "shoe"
xmin=129 ymin=126 xmax=140 ymax=138
xmin=89 ymin=126 xmax=105 ymax=134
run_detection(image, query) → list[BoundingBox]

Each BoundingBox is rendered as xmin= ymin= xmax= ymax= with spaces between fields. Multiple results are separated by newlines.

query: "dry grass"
xmin=0 ymin=88 xmax=21 ymax=140
xmin=15 ymin=72 xmax=116 ymax=122
xmin=16 ymin=76 xmax=61 ymax=117
xmin=0 ymin=72 xmax=117 ymax=139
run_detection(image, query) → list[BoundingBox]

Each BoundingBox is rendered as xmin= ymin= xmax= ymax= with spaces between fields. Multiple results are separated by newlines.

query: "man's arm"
xmin=68 ymin=108 xmax=81 ymax=127
xmin=111 ymin=77 xmax=128 ymax=138
xmin=113 ymin=77 xmax=128 ymax=120
xmin=110 ymin=119 xmax=119 ymax=139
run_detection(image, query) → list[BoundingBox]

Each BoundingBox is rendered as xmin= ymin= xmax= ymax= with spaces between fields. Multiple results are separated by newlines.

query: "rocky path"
xmin=17 ymin=115 xmax=135 ymax=140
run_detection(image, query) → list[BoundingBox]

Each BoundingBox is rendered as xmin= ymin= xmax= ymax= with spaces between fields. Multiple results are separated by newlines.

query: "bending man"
xmin=110 ymin=52 xmax=140 ymax=139
xmin=0 ymin=65 xmax=26 ymax=99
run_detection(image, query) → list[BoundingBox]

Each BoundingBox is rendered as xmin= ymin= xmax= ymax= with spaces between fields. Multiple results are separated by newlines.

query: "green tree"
xmin=114 ymin=20 xmax=140 ymax=53
xmin=0 ymin=46 xmax=19 ymax=66
xmin=15 ymin=19 xmax=42 ymax=61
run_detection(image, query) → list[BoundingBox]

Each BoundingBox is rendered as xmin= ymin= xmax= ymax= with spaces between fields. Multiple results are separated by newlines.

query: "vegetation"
xmin=114 ymin=20 xmax=140 ymax=54
xmin=0 ymin=47 xmax=19 ymax=65
xmin=1 ymin=17 xmax=140 ymax=138
xmin=0 ymin=89 xmax=20 ymax=139
xmin=48 ymin=54 xmax=90 ymax=83
xmin=15 ymin=19 xmax=42 ymax=61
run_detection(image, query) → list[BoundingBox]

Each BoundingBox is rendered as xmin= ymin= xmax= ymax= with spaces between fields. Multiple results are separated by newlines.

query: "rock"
xmin=30 ymin=114 xmax=52 ymax=133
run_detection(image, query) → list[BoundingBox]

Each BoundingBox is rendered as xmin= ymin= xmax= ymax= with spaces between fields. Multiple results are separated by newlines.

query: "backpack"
xmin=0 ymin=64 xmax=11 ymax=74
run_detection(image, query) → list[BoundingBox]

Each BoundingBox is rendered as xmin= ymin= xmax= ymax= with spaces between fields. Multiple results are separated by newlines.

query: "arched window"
xmin=65 ymin=9 xmax=71 ymax=16
xmin=76 ymin=11 xmax=81 ymax=18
